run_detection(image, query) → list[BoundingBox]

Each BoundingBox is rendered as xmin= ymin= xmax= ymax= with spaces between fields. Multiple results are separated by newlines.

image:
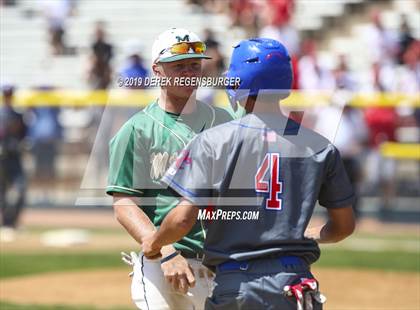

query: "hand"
xmin=304 ymin=226 xmax=321 ymax=241
xmin=161 ymin=253 xmax=195 ymax=294
xmin=142 ymin=233 xmax=162 ymax=259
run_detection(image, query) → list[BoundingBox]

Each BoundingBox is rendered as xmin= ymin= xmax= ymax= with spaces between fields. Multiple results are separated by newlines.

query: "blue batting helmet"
xmin=225 ymin=38 xmax=293 ymax=110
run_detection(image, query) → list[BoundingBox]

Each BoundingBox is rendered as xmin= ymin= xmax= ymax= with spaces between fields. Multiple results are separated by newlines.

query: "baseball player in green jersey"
xmin=106 ymin=28 xmax=232 ymax=310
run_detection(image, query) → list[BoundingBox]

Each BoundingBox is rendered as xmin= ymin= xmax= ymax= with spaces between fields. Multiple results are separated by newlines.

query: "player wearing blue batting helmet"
xmin=225 ymin=38 xmax=293 ymax=113
xmin=142 ymin=37 xmax=355 ymax=310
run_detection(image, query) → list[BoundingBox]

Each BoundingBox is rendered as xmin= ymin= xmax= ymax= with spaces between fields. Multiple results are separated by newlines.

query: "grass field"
xmin=0 ymin=252 xmax=121 ymax=279
xmin=1 ymin=247 xmax=419 ymax=281
xmin=1 ymin=214 xmax=419 ymax=309
xmin=0 ymin=301 xmax=132 ymax=310
xmin=0 ymin=301 xmax=109 ymax=310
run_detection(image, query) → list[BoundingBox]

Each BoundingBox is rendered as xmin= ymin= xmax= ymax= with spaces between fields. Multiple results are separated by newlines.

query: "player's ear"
xmin=152 ymin=63 xmax=163 ymax=77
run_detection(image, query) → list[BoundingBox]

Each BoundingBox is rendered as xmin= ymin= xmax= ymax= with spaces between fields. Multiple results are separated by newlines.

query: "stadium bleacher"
xmin=1 ymin=0 xmax=419 ymax=90
xmin=1 ymin=0 xmax=419 ymax=212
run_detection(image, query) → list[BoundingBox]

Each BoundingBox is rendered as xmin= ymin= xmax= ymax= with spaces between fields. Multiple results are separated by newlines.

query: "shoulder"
xmin=112 ymin=111 xmax=142 ymax=137
xmin=288 ymin=122 xmax=334 ymax=156
xmin=197 ymin=118 xmax=239 ymax=146
xmin=127 ymin=102 xmax=160 ymax=126
xmin=110 ymin=103 xmax=156 ymax=143
xmin=304 ymin=131 xmax=340 ymax=165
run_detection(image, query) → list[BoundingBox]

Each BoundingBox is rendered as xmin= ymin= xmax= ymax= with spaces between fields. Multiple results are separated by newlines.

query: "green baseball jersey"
xmin=106 ymin=100 xmax=232 ymax=255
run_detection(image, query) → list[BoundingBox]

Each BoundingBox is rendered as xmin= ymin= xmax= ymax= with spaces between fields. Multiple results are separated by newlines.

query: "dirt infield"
xmin=19 ymin=208 xmax=119 ymax=229
xmin=316 ymin=268 xmax=420 ymax=310
xmin=1 ymin=268 xmax=419 ymax=310
xmin=0 ymin=269 xmax=132 ymax=309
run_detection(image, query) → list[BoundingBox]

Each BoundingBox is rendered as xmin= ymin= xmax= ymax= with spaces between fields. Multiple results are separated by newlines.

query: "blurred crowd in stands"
xmin=1 ymin=0 xmax=419 ymax=232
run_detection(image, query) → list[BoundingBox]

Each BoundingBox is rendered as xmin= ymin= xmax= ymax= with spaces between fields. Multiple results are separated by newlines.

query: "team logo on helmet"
xmin=176 ymin=35 xmax=190 ymax=42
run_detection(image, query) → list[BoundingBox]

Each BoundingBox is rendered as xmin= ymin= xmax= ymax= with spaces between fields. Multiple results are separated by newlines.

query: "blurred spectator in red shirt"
xmin=259 ymin=0 xmax=299 ymax=56
xmin=291 ymin=55 xmax=299 ymax=89
xmin=266 ymin=0 xmax=294 ymax=26
xmin=229 ymin=0 xmax=260 ymax=36
xmin=363 ymin=60 xmax=401 ymax=217
xmin=364 ymin=107 xmax=398 ymax=147
xmin=364 ymin=105 xmax=398 ymax=216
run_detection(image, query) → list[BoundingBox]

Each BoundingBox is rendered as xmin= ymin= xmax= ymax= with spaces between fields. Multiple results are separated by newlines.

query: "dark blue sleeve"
xmin=318 ymin=146 xmax=355 ymax=208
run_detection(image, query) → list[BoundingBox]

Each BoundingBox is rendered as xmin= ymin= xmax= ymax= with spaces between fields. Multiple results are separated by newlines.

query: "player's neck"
xmin=158 ymin=91 xmax=197 ymax=115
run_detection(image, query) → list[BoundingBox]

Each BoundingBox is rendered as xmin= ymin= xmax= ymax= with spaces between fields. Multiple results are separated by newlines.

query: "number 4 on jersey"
xmin=255 ymin=153 xmax=283 ymax=210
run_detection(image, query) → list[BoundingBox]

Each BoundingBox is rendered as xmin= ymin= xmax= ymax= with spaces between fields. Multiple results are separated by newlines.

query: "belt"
xmin=181 ymin=251 xmax=205 ymax=260
xmin=217 ymin=255 xmax=304 ymax=272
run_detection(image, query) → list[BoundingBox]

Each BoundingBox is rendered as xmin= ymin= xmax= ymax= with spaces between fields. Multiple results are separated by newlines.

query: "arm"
xmin=142 ymin=198 xmax=199 ymax=258
xmin=310 ymin=146 xmax=356 ymax=243
xmin=113 ymin=193 xmax=195 ymax=293
xmin=112 ymin=193 xmax=177 ymax=257
xmin=305 ymin=205 xmax=355 ymax=243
